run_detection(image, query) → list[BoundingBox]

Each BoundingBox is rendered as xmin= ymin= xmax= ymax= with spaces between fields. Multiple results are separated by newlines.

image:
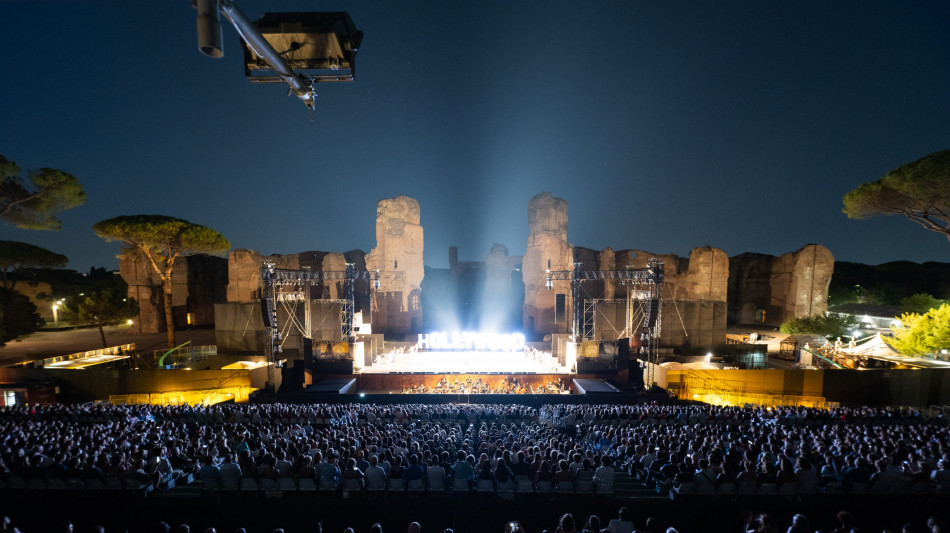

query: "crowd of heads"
xmin=1 ymin=401 xmax=950 ymax=532
xmin=2 ymin=507 xmax=949 ymax=533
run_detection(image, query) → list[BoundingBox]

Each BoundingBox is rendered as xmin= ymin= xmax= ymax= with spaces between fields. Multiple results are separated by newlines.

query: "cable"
xmin=665 ymin=284 xmax=688 ymax=337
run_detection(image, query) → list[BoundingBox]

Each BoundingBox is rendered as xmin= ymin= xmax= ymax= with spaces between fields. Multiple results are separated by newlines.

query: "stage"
xmin=360 ymin=348 xmax=569 ymax=375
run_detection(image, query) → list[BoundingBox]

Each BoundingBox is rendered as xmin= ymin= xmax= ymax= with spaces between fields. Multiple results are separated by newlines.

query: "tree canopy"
xmin=843 ymin=150 xmax=950 ymax=244
xmin=886 ymin=303 xmax=950 ymax=356
xmin=900 ymin=293 xmax=945 ymax=315
xmin=93 ymin=215 xmax=230 ymax=348
xmin=0 ymin=288 xmax=43 ymax=348
xmin=93 ymin=215 xmax=231 ymax=260
xmin=0 ymin=155 xmax=86 ymax=230
xmin=0 ymin=240 xmax=68 ymax=290
xmin=61 ymin=290 xmax=139 ymax=348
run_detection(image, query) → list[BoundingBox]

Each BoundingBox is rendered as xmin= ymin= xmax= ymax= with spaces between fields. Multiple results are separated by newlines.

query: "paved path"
xmin=0 ymin=326 xmax=217 ymax=367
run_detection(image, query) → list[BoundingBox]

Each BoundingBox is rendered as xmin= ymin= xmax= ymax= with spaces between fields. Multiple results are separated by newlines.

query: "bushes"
xmin=779 ymin=313 xmax=857 ymax=338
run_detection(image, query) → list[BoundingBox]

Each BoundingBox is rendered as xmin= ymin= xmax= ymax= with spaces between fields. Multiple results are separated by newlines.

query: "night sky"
xmin=2 ymin=1 xmax=949 ymax=273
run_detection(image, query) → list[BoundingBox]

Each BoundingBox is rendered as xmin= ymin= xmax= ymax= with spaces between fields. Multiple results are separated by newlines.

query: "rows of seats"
xmin=0 ymin=475 xmax=153 ymax=493
xmin=669 ymin=478 xmax=939 ymax=500
xmin=178 ymin=473 xmax=617 ymax=498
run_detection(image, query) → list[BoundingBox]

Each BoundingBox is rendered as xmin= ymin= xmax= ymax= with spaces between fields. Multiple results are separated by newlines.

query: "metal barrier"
xmin=110 ymin=386 xmax=255 ymax=406
xmin=678 ymin=371 xmax=829 ymax=408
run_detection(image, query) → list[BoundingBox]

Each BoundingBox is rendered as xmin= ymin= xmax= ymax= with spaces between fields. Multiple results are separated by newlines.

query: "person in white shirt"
xmin=594 ymin=456 xmax=616 ymax=491
xmin=606 ymin=507 xmax=635 ymax=533
xmin=365 ymin=455 xmax=387 ymax=490
xmin=219 ymin=453 xmax=243 ymax=489
xmin=426 ymin=457 xmax=446 ymax=490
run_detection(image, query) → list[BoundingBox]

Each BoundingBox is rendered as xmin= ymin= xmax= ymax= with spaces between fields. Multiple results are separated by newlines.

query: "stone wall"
xmin=120 ymin=251 xmax=227 ymax=334
xmin=592 ymin=247 xmax=729 ymax=351
xmin=227 ymin=249 xmax=370 ymax=310
xmin=120 ymin=250 xmax=186 ymax=334
xmin=226 ymin=249 xmax=296 ymax=303
xmin=523 ymin=192 xmax=573 ymax=335
xmin=222 ymin=197 xmax=423 ymax=340
xmin=365 ymin=196 xmax=424 ymax=335
xmin=728 ymin=244 xmax=834 ymax=327
xmin=520 ymin=192 xmax=734 ymax=351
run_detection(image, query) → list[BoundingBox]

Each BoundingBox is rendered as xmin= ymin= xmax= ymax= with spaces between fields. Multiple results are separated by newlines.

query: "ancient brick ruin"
xmin=365 ymin=195 xmax=424 ymax=335
xmin=120 ymin=250 xmax=226 ymax=334
xmin=121 ymin=192 xmax=833 ymax=355
xmin=522 ymin=192 xmax=574 ymax=334
xmin=728 ymin=244 xmax=834 ymax=327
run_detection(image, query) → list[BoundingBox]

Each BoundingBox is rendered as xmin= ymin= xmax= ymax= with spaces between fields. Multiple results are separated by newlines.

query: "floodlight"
xmin=192 ymin=1 xmax=362 ymax=110
xmin=243 ymin=12 xmax=363 ymax=84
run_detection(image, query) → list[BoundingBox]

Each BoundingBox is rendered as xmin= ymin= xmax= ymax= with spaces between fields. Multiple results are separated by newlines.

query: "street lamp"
xmin=51 ymin=299 xmax=64 ymax=324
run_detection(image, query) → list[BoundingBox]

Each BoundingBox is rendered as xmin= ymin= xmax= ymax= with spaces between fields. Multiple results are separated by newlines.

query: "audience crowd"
xmin=1 ymin=401 xmax=949 ymax=532
xmin=1 ymin=507 xmax=948 ymax=533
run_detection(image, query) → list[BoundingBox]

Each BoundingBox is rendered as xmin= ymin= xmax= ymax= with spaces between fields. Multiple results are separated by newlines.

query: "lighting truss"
xmin=260 ymin=262 xmax=379 ymax=387
xmin=546 ymin=260 xmax=665 ymax=387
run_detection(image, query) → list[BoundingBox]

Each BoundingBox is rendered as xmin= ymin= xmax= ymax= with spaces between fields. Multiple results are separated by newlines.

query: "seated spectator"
xmin=197 ymin=456 xmax=221 ymax=488
xmin=581 ymin=515 xmax=601 ymax=533
xmin=219 ymin=454 xmax=242 ymax=489
xmin=594 ymin=455 xmax=616 ymax=490
xmin=494 ymin=458 xmax=514 ymax=491
xmin=341 ymin=457 xmax=364 ymax=489
xmin=365 ymin=455 xmax=387 ymax=489
xmin=404 ymin=454 xmax=425 ymax=489
xmin=452 ymin=452 xmax=474 ymax=487
xmin=556 ymin=513 xmax=577 ymax=533
xmin=426 ymin=455 xmax=446 ymax=489
xmin=607 ymin=507 xmax=634 ymax=533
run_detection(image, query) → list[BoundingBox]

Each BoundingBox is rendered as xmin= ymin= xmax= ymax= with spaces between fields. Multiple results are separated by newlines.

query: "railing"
xmin=26 ymin=344 xmax=137 ymax=368
xmin=109 ymin=385 xmax=255 ymax=406
xmin=802 ymin=347 xmax=846 ymax=369
xmin=184 ymin=371 xmax=248 ymax=391
xmin=152 ymin=345 xmax=218 ymax=366
xmin=678 ymin=372 xmax=829 ymax=409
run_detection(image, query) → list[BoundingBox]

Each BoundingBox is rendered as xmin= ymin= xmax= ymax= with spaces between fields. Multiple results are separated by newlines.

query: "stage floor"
xmin=360 ymin=349 xmax=568 ymax=374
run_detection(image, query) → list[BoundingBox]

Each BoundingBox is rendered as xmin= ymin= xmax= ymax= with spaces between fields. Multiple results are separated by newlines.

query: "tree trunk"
xmin=97 ymin=323 xmax=107 ymax=348
xmin=163 ymin=273 xmax=175 ymax=349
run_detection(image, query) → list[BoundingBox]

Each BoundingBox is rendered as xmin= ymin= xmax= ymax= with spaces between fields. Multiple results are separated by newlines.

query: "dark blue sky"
xmin=2 ymin=1 xmax=949 ymax=272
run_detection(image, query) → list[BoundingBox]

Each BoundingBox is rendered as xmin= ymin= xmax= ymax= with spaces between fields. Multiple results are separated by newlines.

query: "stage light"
xmin=359 ymin=392 xmax=365 ymax=398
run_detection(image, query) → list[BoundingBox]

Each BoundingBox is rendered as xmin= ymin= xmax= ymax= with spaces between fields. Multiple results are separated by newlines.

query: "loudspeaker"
xmin=303 ymin=338 xmax=314 ymax=366
xmin=618 ymin=338 xmax=631 ymax=373
xmin=260 ymin=298 xmax=274 ymax=328
xmin=646 ymin=298 xmax=660 ymax=328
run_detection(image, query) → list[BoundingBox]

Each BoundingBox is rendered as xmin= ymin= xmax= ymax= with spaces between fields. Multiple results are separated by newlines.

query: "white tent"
xmin=838 ymin=333 xmax=899 ymax=357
